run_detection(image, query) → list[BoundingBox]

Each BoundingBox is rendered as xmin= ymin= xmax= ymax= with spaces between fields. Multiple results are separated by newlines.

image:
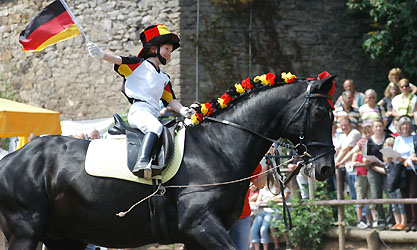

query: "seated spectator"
xmin=251 ymin=183 xmax=290 ymax=250
xmin=89 ymin=129 xmax=100 ymax=140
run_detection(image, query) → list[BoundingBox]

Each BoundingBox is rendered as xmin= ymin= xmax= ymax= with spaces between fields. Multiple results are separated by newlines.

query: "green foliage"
xmin=347 ymin=0 xmax=417 ymax=80
xmin=343 ymin=200 xmax=358 ymax=227
xmin=270 ymin=182 xmax=333 ymax=250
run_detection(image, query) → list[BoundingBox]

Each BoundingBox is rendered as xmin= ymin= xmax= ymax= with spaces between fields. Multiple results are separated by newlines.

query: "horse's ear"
xmin=312 ymin=72 xmax=336 ymax=109
xmin=314 ymin=74 xmax=336 ymax=96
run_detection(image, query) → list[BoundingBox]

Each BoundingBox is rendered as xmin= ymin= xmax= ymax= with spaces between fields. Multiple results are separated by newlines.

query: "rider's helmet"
xmin=137 ymin=24 xmax=180 ymax=65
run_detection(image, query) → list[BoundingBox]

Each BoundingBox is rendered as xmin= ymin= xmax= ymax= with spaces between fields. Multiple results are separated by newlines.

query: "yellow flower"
xmin=235 ymin=83 xmax=245 ymax=94
xmin=217 ymin=98 xmax=227 ymax=108
xmin=254 ymin=74 xmax=268 ymax=85
xmin=191 ymin=114 xmax=199 ymax=124
xmin=201 ymin=104 xmax=209 ymax=115
xmin=281 ymin=72 xmax=297 ymax=83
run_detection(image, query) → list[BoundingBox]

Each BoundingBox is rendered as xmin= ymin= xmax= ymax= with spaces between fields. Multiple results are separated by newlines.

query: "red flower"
xmin=266 ymin=73 xmax=276 ymax=85
xmin=221 ymin=93 xmax=234 ymax=105
xmin=241 ymin=77 xmax=253 ymax=90
xmin=204 ymin=103 xmax=213 ymax=116
xmin=318 ymin=71 xmax=331 ymax=80
xmin=195 ymin=112 xmax=204 ymax=122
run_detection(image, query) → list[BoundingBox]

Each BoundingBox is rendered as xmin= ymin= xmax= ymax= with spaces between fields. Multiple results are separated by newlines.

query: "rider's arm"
xmin=103 ymin=53 xmax=122 ymax=65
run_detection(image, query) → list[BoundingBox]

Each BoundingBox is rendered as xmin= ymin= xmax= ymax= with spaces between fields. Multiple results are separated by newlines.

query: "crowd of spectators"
xmin=331 ymin=67 xmax=417 ymax=232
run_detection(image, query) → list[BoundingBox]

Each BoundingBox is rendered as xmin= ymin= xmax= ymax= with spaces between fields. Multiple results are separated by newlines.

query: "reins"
xmin=116 ymin=156 xmax=298 ymax=217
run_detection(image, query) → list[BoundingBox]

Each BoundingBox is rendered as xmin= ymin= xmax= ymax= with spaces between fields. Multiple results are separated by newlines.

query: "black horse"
xmin=0 ymin=74 xmax=335 ymax=250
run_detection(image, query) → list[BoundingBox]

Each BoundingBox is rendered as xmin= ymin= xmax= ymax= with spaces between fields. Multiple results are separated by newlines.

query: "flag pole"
xmin=59 ymin=0 xmax=90 ymax=43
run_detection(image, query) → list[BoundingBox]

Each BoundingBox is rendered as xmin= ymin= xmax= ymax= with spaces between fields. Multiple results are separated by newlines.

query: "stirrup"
xmin=144 ymin=167 xmax=152 ymax=180
xmin=132 ymin=161 xmax=153 ymax=180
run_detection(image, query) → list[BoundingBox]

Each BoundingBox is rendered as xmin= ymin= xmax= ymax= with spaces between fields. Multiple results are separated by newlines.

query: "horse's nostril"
xmin=315 ymin=166 xmax=335 ymax=181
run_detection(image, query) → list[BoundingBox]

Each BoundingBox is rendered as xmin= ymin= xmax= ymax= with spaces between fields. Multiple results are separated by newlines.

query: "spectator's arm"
xmin=335 ymin=146 xmax=354 ymax=167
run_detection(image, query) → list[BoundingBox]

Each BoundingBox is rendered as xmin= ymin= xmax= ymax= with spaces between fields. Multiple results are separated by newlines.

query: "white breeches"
xmin=128 ymin=102 xmax=163 ymax=136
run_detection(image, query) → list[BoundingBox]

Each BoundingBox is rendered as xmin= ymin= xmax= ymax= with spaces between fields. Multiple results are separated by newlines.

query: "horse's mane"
xmin=190 ymin=72 xmax=303 ymax=125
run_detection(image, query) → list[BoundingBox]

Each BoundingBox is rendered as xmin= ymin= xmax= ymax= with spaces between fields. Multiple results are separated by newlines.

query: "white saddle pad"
xmin=85 ymin=127 xmax=185 ymax=185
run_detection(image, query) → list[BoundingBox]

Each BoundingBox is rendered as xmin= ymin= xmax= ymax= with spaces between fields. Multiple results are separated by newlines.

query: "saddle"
xmin=108 ymin=114 xmax=177 ymax=176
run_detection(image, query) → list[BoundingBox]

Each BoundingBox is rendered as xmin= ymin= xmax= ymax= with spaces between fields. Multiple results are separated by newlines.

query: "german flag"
xmin=19 ymin=0 xmax=80 ymax=52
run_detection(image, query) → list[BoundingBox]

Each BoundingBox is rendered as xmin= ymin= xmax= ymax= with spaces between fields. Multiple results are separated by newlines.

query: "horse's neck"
xmin=202 ymin=83 xmax=305 ymax=175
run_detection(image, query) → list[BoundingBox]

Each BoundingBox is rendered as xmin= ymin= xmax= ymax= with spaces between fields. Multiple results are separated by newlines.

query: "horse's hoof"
xmin=144 ymin=169 xmax=152 ymax=180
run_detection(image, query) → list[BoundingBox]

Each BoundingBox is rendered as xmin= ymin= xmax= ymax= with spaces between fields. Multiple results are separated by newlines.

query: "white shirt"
xmin=124 ymin=60 xmax=170 ymax=113
xmin=336 ymin=128 xmax=362 ymax=174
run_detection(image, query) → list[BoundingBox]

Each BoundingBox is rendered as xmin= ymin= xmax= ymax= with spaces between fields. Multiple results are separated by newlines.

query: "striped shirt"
xmin=359 ymin=104 xmax=387 ymax=127
xmin=333 ymin=106 xmax=361 ymax=132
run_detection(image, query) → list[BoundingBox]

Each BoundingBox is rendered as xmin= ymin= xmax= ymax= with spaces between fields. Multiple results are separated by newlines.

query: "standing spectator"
xmin=387 ymin=68 xmax=403 ymax=86
xmin=391 ymin=78 xmax=417 ymax=120
xmin=386 ymin=67 xmax=417 ymax=94
xmin=334 ymin=90 xmax=362 ymax=133
xmin=393 ymin=116 xmax=417 ymax=231
xmin=347 ymin=124 xmax=376 ymax=228
xmin=378 ymin=82 xmax=400 ymax=129
xmin=359 ymin=89 xmax=387 ymax=128
xmin=229 ymin=162 xmax=267 ymax=250
xmin=335 ymin=79 xmax=366 ymax=109
xmin=287 ymin=149 xmax=314 ymax=199
xmin=372 ymin=137 xmax=407 ymax=230
xmin=335 ymin=118 xmax=362 ymax=202
xmin=364 ymin=120 xmax=389 ymax=230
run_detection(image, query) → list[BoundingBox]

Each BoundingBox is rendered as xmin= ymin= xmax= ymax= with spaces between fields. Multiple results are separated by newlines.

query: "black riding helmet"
xmin=137 ymin=24 xmax=180 ymax=65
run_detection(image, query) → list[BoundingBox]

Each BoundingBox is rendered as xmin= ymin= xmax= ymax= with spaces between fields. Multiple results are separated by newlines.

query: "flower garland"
xmin=190 ymin=72 xmax=297 ymax=125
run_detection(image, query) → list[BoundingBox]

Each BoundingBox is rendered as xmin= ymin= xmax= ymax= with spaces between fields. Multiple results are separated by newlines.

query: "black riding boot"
xmin=132 ymin=132 xmax=158 ymax=180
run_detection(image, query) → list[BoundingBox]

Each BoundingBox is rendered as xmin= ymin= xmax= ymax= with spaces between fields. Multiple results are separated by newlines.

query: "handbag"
xmin=385 ymin=162 xmax=406 ymax=192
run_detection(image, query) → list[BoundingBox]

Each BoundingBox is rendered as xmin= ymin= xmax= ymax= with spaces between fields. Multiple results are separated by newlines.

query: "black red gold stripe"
xmin=19 ymin=0 xmax=80 ymax=52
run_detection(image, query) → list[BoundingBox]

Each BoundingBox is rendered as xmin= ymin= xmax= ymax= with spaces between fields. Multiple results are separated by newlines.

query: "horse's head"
xmin=280 ymin=74 xmax=336 ymax=181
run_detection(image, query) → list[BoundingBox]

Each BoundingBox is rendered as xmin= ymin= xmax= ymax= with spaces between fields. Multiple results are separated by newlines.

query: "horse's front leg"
xmin=179 ymin=209 xmax=236 ymax=250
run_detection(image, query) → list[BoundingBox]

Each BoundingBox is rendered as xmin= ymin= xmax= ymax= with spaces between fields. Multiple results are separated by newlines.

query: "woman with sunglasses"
xmin=391 ymin=78 xmax=417 ymax=122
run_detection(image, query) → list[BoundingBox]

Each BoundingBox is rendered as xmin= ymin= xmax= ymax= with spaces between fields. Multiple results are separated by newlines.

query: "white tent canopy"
xmin=60 ymin=116 xmax=115 ymax=137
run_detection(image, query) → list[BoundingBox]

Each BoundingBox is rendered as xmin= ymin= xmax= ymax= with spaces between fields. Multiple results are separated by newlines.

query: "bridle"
xmin=281 ymin=81 xmax=335 ymax=163
xmin=206 ymin=80 xmax=335 ymax=231
xmin=206 ymin=80 xmax=335 ymax=165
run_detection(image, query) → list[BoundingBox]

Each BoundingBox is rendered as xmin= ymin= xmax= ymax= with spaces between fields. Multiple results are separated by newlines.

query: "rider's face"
xmin=159 ymin=43 xmax=173 ymax=62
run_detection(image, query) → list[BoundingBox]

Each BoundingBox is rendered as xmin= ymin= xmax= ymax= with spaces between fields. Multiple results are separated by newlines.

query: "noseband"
xmin=206 ymin=81 xmax=335 ymax=164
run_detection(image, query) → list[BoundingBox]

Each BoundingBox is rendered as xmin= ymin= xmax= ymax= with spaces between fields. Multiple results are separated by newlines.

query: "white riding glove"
xmin=87 ymin=42 xmax=104 ymax=59
xmin=179 ymin=107 xmax=194 ymax=118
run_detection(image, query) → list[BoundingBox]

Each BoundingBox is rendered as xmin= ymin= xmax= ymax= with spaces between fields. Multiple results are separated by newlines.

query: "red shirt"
xmin=355 ymin=154 xmax=368 ymax=176
xmin=240 ymin=164 xmax=262 ymax=218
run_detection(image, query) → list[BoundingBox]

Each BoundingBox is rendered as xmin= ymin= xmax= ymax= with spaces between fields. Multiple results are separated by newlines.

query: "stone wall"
xmin=0 ymin=0 xmax=390 ymax=120
xmin=0 ymin=0 xmax=184 ymax=120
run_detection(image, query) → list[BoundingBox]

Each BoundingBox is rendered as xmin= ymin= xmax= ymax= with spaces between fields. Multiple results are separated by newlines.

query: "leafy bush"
xmin=270 ymin=182 xmax=333 ymax=250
